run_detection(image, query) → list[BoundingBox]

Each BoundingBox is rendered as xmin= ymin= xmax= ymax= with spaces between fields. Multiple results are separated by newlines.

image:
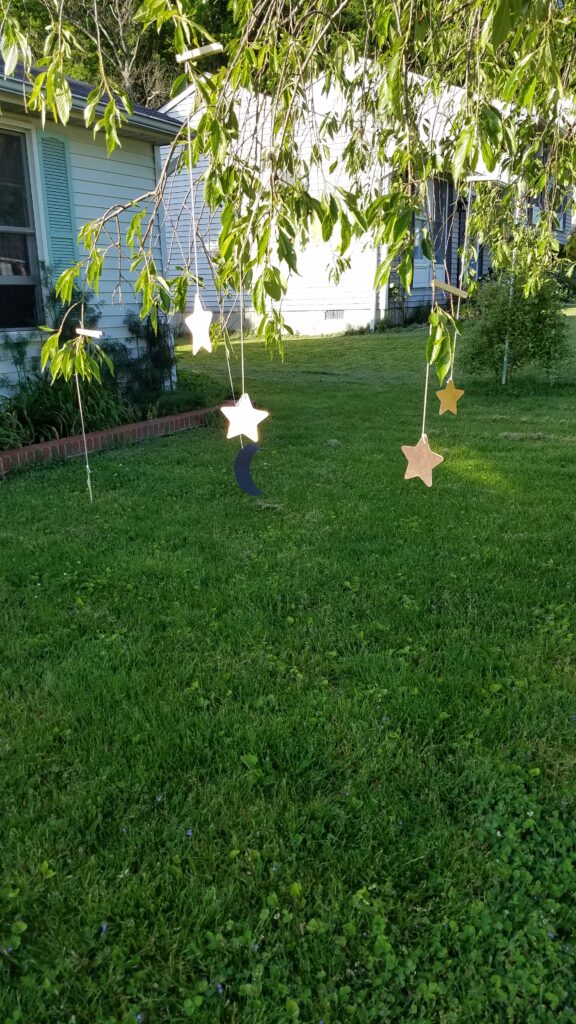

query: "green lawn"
xmin=1 ymin=327 xmax=576 ymax=1023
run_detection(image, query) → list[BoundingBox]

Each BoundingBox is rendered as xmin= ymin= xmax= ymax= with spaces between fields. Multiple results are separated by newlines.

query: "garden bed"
xmin=0 ymin=406 xmax=218 ymax=477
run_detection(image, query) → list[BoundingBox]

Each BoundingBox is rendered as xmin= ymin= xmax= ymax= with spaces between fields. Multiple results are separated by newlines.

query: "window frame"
xmin=0 ymin=126 xmax=42 ymax=327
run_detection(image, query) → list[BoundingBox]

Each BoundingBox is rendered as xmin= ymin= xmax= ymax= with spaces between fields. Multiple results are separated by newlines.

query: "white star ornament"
xmin=220 ymin=393 xmax=269 ymax=443
xmin=185 ymin=294 xmax=213 ymax=355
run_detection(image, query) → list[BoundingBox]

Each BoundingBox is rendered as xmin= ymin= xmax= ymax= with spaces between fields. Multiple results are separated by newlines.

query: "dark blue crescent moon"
xmin=234 ymin=443 xmax=264 ymax=496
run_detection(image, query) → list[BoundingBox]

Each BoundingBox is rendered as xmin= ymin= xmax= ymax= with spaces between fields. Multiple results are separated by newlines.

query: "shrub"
xmin=462 ymin=274 xmax=569 ymax=378
xmin=123 ymin=313 xmax=176 ymax=407
xmin=0 ymin=374 xmax=136 ymax=450
xmin=171 ymin=368 xmax=231 ymax=409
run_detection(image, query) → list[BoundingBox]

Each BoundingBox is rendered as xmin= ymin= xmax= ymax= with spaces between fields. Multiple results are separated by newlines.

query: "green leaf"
xmin=481 ymin=136 xmax=497 ymax=173
xmin=398 ymin=249 xmax=413 ymax=293
xmin=421 ymin=233 xmax=434 ymax=262
xmin=492 ymin=0 xmax=512 ymax=48
xmin=453 ymin=125 xmax=473 ymax=183
xmin=1 ymin=38 xmax=19 ymax=78
xmin=263 ymin=266 xmax=283 ymax=302
xmin=321 ymin=212 xmax=334 ymax=242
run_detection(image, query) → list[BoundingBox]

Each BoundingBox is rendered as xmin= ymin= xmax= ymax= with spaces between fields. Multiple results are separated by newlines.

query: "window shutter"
xmin=39 ymin=136 xmax=77 ymax=277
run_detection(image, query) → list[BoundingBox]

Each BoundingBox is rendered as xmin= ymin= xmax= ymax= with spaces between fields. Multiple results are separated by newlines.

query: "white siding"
xmin=160 ymin=82 xmax=575 ymax=338
xmin=160 ymin=84 xmax=381 ymax=336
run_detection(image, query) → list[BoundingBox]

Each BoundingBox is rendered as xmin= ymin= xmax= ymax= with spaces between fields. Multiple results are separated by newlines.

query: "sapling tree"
xmin=1 ymin=0 xmax=576 ymax=387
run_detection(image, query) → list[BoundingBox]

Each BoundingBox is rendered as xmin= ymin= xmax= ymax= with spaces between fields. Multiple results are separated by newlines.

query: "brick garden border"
xmin=0 ymin=407 xmax=220 ymax=478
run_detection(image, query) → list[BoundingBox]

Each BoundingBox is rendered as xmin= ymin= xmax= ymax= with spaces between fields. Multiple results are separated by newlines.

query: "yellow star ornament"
xmin=221 ymin=393 xmax=269 ymax=443
xmin=401 ymin=434 xmax=444 ymax=488
xmin=185 ymin=294 xmax=213 ymax=355
xmin=436 ymin=379 xmax=464 ymax=415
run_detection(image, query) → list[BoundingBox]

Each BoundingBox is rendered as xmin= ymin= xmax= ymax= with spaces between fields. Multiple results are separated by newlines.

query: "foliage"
xmin=0 ymin=372 xmax=136 ymax=448
xmin=3 ymin=0 xmax=576 ymax=381
xmin=556 ymin=230 xmax=576 ymax=300
xmin=0 ymin=362 xmax=226 ymax=451
xmin=1 ymin=330 xmax=576 ymax=1020
xmin=38 ymin=265 xmax=112 ymax=385
xmin=463 ymin=275 xmax=569 ymax=378
xmin=121 ymin=312 xmax=176 ymax=408
xmin=155 ymin=366 xmax=230 ymax=415
xmin=3 ymin=0 xmax=232 ymax=106
xmin=40 ymin=263 xmax=102 ymax=343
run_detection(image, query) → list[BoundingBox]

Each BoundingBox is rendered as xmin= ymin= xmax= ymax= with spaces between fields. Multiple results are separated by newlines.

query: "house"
xmin=159 ymin=81 xmax=387 ymax=335
xmin=0 ymin=59 xmax=181 ymax=383
xmin=159 ymin=80 xmax=572 ymax=336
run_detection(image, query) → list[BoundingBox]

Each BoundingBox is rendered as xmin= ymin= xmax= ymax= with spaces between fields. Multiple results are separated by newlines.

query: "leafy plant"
xmin=462 ymin=275 xmax=568 ymax=379
xmin=0 ymin=373 xmax=136 ymax=449
xmin=170 ymin=368 xmax=231 ymax=409
xmin=0 ymin=406 xmax=28 ymax=450
xmin=122 ymin=312 xmax=176 ymax=408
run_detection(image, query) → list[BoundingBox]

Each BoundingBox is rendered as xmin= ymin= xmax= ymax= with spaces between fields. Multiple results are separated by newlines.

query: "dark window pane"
xmin=0 ymin=132 xmax=30 ymax=228
xmin=0 ymin=285 xmax=38 ymax=328
xmin=0 ymin=233 xmax=31 ymax=276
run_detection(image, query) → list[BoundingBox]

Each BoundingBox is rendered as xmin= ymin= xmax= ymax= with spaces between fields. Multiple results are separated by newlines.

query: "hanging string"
xmin=74 ymin=301 xmax=93 ymax=503
xmin=224 ymin=340 xmax=237 ymax=407
xmin=450 ymin=183 xmax=473 ymax=382
xmin=75 ymin=371 xmax=93 ymax=503
xmin=420 ymin=186 xmax=437 ymax=441
xmin=416 ymin=276 xmax=430 ymax=440
xmin=421 ymin=362 xmax=431 ymax=439
xmin=239 ymin=264 xmax=245 ymax=397
xmin=185 ymin=112 xmax=201 ymax=297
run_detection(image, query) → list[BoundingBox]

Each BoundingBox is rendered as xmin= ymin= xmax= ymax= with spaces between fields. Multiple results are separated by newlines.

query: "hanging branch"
xmin=2 ymin=0 xmax=575 ymax=376
xmin=40 ymin=299 xmax=112 ymax=501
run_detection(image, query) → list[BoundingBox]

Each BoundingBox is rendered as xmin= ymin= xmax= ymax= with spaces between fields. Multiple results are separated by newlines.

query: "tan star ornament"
xmin=436 ymin=379 xmax=464 ymax=415
xmin=221 ymin=393 xmax=269 ymax=443
xmin=185 ymin=294 xmax=213 ymax=355
xmin=401 ymin=434 xmax=444 ymax=488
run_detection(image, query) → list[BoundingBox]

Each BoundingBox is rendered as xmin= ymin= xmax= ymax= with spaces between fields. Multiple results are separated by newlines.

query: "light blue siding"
xmin=0 ymin=115 xmax=166 ymax=385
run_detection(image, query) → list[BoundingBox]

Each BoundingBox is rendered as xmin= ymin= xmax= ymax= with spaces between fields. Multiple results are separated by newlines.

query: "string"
xmin=75 ymin=300 xmax=93 ymax=503
xmin=421 ymin=188 xmax=437 ymax=442
xmin=421 ymin=361 xmax=430 ymax=439
xmin=224 ymin=341 xmax=237 ymax=406
xmin=450 ymin=183 xmax=473 ymax=381
xmin=185 ymin=111 xmax=200 ymax=297
xmin=239 ymin=265 xmax=245 ymax=397
xmin=75 ymin=371 xmax=93 ymax=504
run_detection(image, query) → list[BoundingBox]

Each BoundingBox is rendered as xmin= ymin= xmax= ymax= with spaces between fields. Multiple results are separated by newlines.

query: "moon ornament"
xmin=234 ymin=444 xmax=264 ymax=497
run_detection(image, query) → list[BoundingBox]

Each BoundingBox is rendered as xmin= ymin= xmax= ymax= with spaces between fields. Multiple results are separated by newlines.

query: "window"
xmin=324 ymin=309 xmax=344 ymax=320
xmin=0 ymin=130 xmax=40 ymax=329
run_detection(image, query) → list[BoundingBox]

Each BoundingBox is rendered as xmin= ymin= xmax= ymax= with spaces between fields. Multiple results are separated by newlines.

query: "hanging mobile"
xmin=220 ymin=272 xmax=269 ymax=495
xmin=183 ymin=111 xmax=213 ymax=354
xmin=74 ymin=321 xmax=103 ymax=504
xmin=401 ymin=360 xmax=444 ymax=488
xmin=401 ymin=273 xmax=443 ymax=487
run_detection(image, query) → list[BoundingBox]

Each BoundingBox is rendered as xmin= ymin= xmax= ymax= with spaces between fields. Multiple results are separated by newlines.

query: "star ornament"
xmin=185 ymin=294 xmax=213 ymax=355
xmin=221 ymin=393 xmax=269 ymax=443
xmin=436 ymin=378 xmax=465 ymax=415
xmin=401 ymin=434 xmax=444 ymax=488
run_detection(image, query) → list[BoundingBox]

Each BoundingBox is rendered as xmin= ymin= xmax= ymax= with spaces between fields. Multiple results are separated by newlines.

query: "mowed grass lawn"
xmin=1 ymin=324 xmax=576 ymax=1023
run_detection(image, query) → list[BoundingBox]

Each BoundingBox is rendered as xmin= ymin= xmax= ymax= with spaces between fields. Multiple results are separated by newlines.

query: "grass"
xmin=1 ymin=324 xmax=576 ymax=1023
